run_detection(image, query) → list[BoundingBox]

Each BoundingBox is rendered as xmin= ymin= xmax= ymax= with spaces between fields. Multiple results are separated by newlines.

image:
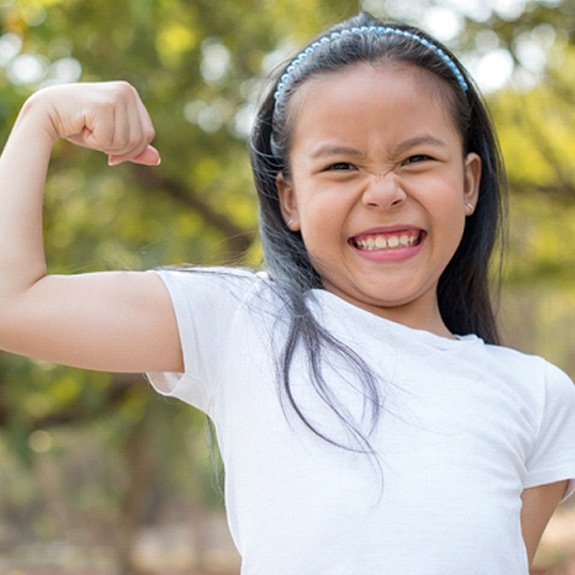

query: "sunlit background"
xmin=0 ymin=0 xmax=574 ymax=573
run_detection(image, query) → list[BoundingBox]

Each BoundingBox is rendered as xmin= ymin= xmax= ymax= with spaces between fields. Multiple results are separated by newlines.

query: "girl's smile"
xmin=349 ymin=226 xmax=425 ymax=262
xmin=277 ymin=62 xmax=481 ymax=336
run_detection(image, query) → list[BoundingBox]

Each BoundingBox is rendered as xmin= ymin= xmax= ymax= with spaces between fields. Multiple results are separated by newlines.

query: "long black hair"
xmin=249 ymin=11 xmax=507 ymax=451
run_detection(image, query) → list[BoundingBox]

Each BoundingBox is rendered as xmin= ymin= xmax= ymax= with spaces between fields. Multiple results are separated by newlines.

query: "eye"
xmin=403 ymin=154 xmax=433 ymax=166
xmin=325 ymin=162 xmax=355 ymax=171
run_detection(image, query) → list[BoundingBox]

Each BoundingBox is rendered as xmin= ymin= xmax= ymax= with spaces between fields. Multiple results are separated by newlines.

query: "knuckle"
xmin=103 ymin=81 xmax=136 ymax=106
xmin=112 ymin=80 xmax=135 ymax=94
xmin=145 ymin=127 xmax=156 ymax=142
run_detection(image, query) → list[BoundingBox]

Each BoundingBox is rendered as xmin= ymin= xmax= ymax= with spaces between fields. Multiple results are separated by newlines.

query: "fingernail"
xmin=108 ymin=156 xmax=123 ymax=167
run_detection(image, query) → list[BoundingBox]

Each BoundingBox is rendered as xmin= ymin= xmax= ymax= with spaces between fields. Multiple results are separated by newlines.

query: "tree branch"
xmin=131 ymin=166 xmax=256 ymax=260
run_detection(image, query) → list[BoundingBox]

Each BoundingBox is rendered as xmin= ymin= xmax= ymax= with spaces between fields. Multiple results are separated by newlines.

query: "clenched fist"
xmin=25 ymin=81 xmax=160 ymax=166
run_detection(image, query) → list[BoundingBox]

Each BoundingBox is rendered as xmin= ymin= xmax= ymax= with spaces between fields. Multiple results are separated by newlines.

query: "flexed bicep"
xmin=0 ymin=271 xmax=184 ymax=374
xmin=0 ymin=83 xmax=178 ymax=374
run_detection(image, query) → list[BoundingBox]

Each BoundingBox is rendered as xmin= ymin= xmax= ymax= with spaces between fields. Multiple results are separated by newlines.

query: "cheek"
xmin=298 ymin=197 xmax=350 ymax=249
xmin=296 ymin=201 xmax=347 ymax=265
xmin=424 ymin=179 xmax=468 ymax=244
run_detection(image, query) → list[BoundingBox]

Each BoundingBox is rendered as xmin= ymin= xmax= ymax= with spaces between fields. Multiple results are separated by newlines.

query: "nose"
xmin=361 ymin=172 xmax=407 ymax=210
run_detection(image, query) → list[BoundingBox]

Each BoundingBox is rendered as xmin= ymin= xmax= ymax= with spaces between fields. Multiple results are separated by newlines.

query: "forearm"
xmin=0 ymin=93 xmax=57 ymax=298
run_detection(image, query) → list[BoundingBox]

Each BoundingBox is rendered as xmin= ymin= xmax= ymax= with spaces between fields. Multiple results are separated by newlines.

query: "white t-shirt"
xmin=148 ymin=268 xmax=575 ymax=575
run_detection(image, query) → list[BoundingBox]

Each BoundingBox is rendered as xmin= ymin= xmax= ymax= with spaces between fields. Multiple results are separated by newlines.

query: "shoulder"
xmin=151 ymin=265 xmax=275 ymax=300
xmin=481 ymin=343 xmax=574 ymax=390
xmin=478 ymin=344 xmax=575 ymax=436
xmin=152 ymin=265 xmax=263 ymax=286
xmin=455 ymin=341 xmax=575 ymax=421
xmin=149 ymin=265 xmax=288 ymax=323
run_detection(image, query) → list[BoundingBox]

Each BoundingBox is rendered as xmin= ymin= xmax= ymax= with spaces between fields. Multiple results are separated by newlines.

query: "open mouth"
xmin=350 ymin=229 xmax=423 ymax=251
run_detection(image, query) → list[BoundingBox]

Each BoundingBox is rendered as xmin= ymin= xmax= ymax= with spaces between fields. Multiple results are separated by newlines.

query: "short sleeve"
xmin=524 ymin=361 xmax=575 ymax=502
xmin=146 ymin=267 xmax=257 ymax=415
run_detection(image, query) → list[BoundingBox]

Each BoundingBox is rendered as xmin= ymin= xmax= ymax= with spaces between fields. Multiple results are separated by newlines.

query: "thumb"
xmin=108 ymin=145 xmax=161 ymax=167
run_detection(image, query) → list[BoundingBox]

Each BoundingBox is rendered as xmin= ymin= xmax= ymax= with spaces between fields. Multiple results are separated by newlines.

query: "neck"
xmin=330 ymin=289 xmax=454 ymax=339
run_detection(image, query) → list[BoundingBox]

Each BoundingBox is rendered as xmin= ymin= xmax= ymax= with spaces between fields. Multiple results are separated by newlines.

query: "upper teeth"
xmin=354 ymin=232 xmax=419 ymax=251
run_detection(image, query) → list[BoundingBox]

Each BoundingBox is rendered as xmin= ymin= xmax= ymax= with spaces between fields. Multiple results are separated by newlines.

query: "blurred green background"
xmin=0 ymin=0 xmax=574 ymax=573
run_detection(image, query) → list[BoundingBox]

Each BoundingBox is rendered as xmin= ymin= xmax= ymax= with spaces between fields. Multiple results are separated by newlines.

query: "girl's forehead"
xmin=286 ymin=62 xmax=459 ymax=143
xmin=290 ymin=61 xmax=449 ymax=108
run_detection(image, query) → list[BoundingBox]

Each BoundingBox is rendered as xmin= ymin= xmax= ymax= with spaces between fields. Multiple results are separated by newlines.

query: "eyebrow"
xmin=310 ymin=135 xmax=448 ymax=160
xmin=310 ymin=145 xmax=365 ymax=159
xmin=393 ymin=135 xmax=447 ymax=154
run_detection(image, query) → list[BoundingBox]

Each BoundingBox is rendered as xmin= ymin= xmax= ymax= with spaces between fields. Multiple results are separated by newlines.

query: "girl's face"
xmin=276 ymin=63 xmax=481 ymax=336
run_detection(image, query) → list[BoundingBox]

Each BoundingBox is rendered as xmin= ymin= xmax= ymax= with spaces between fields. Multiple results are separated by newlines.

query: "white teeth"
xmin=354 ymin=232 xmax=419 ymax=251
xmin=375 ymin=236 xmax=386 ymax=249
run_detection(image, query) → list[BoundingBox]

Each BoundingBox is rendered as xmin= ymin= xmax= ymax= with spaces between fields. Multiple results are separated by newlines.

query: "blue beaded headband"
xmin=273 ymin=25 xmax=469 ymax=103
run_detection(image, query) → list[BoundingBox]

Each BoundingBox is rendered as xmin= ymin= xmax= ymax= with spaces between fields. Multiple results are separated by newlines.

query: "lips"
xmin=350 ymin=228 xmax=423 ymax=251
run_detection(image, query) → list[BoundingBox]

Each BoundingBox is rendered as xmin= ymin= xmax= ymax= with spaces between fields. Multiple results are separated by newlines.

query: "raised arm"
xmin=0 ymin=82 xmax=183 ymax=374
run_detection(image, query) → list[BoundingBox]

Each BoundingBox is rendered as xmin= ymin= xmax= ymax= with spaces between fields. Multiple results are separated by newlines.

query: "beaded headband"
xmin=273 ymin=25 xmax=469 ymax=103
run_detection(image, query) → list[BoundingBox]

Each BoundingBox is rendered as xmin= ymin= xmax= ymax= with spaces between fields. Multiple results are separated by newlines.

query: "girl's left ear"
xmin=463 ymin=152 xmax=482 ymax=216
xmin=276 ymin=172 xmax=300 ymax=230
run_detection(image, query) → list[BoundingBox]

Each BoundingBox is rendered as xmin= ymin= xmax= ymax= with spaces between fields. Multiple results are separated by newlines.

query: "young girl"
xmin=0 ymin=11 xmax=574 ymax=574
